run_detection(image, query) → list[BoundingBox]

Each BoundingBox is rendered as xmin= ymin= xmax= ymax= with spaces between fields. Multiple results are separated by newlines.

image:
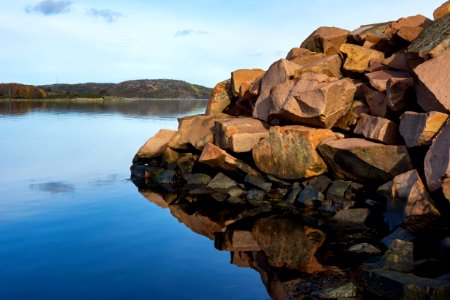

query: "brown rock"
xmin=252 ymin=216 xmax=325 ymax=273
xmin=286 ymin=47 xmax=310 ymax=60
xmin=397 ymin=26 xmax=424 ymax=43
xmin=386 ymin=76 xmax=415 ymax=112
xmin=295 ymin=54 xmax=343 ymax=79
xmin=377 ymin=239 xmax=415 ymax=272
xmin=214 ymin=117 xmax=269 ymax=153
xmin=408 ymin=14 xmax=450 ymax=58
xmin=443 ymin=178 xmax=450 ymax=202
xmin=384 ymin=15 xmax=432 ymax=41
xmin=361 ymin=84 xmax=389 ymax=117
xmin=340 ymin=43 xmax=385 ymax=73
xmin=205 ymin=80 xmax=233 ymax=115
xmin=287 ymin=48 xmax=325 ymax=65
xmin=399 ymin=111 xmax=449 ymax=147
xmin=252 ymin=59 xmax=302 ymax=122
xmin=135 ymin=129 xmax=176 ymax=159
xmin=269 ymin=74 xmax=356 ymax=128
xmin=231 ymin=69 xmax=265 ymax=97
xmin=318 ymin=138 xmax=413 ymax=182
xmin=334 ymin=99 xmax=370 ymax=131
xmin=199 ymin=142 xmax=258 ymax=179
xmin=268 ymin=79 xmax=297 ymax=121
xmin=413 ymin=49 xmax=450 ymax=113
xmin=354 ymin=113 xmax=401 ymax=145
xmin=217 ymin=229 xmax=260 ymax=251
xmin=301 ymin=26 xmax=350 ymax=55
xmin=434 ymin=1 xmax=450 ymax=20
xmin=350 ymin=22 xmax=391 ymax=52
xmin=382 ymin=51 xmax=411 ymax=72
xmin=424 ymin=120 xmax=450 ymax=192
xmin=252 ymin=125 xmax=337 ymax=180
xmin=385 ymin=169 xmax=440 ymax=230
xmin=365 ymin=69 xmax=412 ymax=92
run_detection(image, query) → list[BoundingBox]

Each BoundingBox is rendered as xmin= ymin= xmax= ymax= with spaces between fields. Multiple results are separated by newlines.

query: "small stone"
xmin=378 ymin=239 xmax=415 ymax=272
xmin=297 ymin=186 xmax=324 ymax=208
xmin=300 ymin=26 xmax=350 ymax=55
xmin=340 ymin=43 xmax=385 ymax=73
xmin=205 ymin=80 xmax=233 ymax=115
xmin=184 ymin=173 xmax=212 ymax=187
xmin=354 ymin=113 xmax=401 ymax=145
xmin=135 ymin=129 xmax=176 ymax=159
xmin=244 ymin=172 xmax=272 ymax=192
xmin=333 ymin=208 xmax=369 ymax=226
xmin=227 ymin=187 xmax=246 ymax=198
xmin=348 ymin=243 xmax=382 ymax=255
xmin=327 ymin=180 xmax=352 ymax=203
xmin=399 ymin=111 xmax=449 ymax=147
xmin=334 ymin=99 xmax=370 ymax=131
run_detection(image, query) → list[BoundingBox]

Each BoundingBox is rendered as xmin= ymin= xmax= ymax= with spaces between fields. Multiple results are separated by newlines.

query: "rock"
xmin=154 ymin=169 xmax=177 ymax=190
xmin=205 ymin=79 xmax=233 ymax=115
xmin=286 ymin=183 xmax=302 ymax=205
xmin=348 ymin=243 xmax=382 ymax=255
xmin=207 ymin=172 xmax=237 ymax=193
xmin=295 ymin=54 xmax=343 ymax=79
xmin=377 ymin=239 xmax=415 ymax=272
xmin=286 ymin=47 xmax=310 ymax=60
xmin=269 ymin=73 xmax=356 ymax=128
xmin=244 ymin=173 xmax=272 ymax=192
xmin=184 ymin=173 xmax=212 ymax=188
xmin=268 ymin=79 xmax=297 ymax=122
xmin=214 ymin=117 xmax=269 ymax=153
xmin=413 ymin=49 xmax=450 ymax=113
xmin=334 ymin=99 xmax=370 ymax=131
xmin=326 ymin=180 xmax=352 ymax=208
xmin=246 ymin=188 xmax=266 ymax=203
xmin=349 ymin=22 xmax=391 ymax=52
xmin=306 ymin=175 xmax=333 ymax=193
xmin=135 ymin=129 xmax=176 ymax=160
xmin=216 ymin=229 xmax=260 ymax=251
xmin=231 ymin=69 xmax=265 ymax=97
xmin=230 ymin=251 xmax=253 ymax=268
xmin=443 ymin=178 xmax=450 ymax=202
xmin=386 ymin=74 xmax=415 ymax=112
xmin=434 ymin=1 xmax=450 ymax=20
xmin=385 ymin=169 xmax=440 ymax=231
xmin=252 ymin=126 xmax=337 ymax=180
xmin=408 ymin=13 xmax=450 ymax=58
xmin=333 ymin=208 xmax=369 ymax=226
xmin=176 ymin=153 xmax=196 ymax=176
xmin=252 ymin=59 xmax=302 ymax=122
xmin=318 ymin=138 xmax=413 ymax=182
xmin=399 ymin=111 xmax=449 ymax=147
xmin=252 ymin=216 xmax=326 ymax=273
xmin=297 ymin=186 xmax=324 ymax=208
xmin=365 ymin=69 xmax=412 ymax=93
xmin=381 ymin=227 xmax=415 ymax=247
xmin=424 ymin=120 xmax=450 ymax=192
xmin=199 ymin=143 xmax=258 ymax=180
xmin=340 ymin=43 xmax=385 ymax=73
xmin=310 ymin=282 xmax=357 ymax=299
xmin=384 ymin=15 xmax=432 ymax=42
xmin=300 ymin=26 xmax=350 ymax=55
xmin=361 ymin=84 xmax=389 ymax=117
xmin=382 ymin=50 xmax=412 ymax=72
xmin=162 ymin=147 xmax=180 ymax=168
xmin=168 ymin=114 xmax=231 ymax=150
xmin=441 ymin=237 xmax=450 ymax=263
xmin=354 ymin=113 xmax=401 ymax=145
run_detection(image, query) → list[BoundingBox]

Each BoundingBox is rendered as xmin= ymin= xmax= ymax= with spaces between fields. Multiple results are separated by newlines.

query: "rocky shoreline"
xmin=131 ymin=2 xmax=450 ymax=299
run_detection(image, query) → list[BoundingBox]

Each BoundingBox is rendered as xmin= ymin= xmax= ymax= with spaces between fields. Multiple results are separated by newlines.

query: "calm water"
xmin=0 ymin=100 xmax=268 ymax=299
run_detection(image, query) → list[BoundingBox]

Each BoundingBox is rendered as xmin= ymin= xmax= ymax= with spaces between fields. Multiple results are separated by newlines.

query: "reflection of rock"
xmin=139 ymin=190 xmax=169 ymax=208
xmin=252 ymin=216 xmax=325 ymax=273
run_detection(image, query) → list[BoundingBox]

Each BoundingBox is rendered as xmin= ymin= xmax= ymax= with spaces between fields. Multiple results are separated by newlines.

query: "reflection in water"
xmin=0 ymin=99 xmax=207 ymax=118
xmin=29 ymin=181 xmax=75 ymax=194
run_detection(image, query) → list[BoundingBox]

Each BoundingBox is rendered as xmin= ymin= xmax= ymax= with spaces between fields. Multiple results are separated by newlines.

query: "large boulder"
xmin=354 ymin=113 xmax=401 ymax=145
xmin=168 ymin=114 xmax=231 ymax=150
xmin=214 ymin=117 xmax=269 ymax=153
xmin=340 ymin=43 xmax=385 ymax=73
xmin=399 ymin=111 xmax=449 ymax=147
xmin=408 ymin=13 xmax=450 ymax=58
xmin=252 ymin=216 xmax=326 ymax=273
xmin=384 ymin=15 xmax=432 ymax=43
xmin=434 ymin=1 xmax=450 ymax=20
xmin=268 ymin=73 xmax=356 ymax=128
xmin=295 ymin=54 xmax=343 ymax=79
xmin=318 ymin=138 xmax=413 ymax=182
xmin=252 ymin=126 xmax=338 ymax=180
xmin=424 ymin=120 xmax=450 ymax=192
xmin=252 ymin=59 xmax=302 ymax=122
xmin=135 ymin=129 xmax=176 ymax=160
xmin=384 ymin=169 xmax=440 ymax=231
xmin=231 ymin=69 xmax=265 ymax=97
xmin=413 ymin=49 xmax=450 ymax=113
xmin=300 ymin=26 xmax=350 ymax=55
xmin=205 ymin=80 xmax=233 ymax=115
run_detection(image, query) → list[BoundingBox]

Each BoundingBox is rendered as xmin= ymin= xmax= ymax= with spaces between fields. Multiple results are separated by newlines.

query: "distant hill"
xmin=0 ymin=79 xmax=211 ymax=99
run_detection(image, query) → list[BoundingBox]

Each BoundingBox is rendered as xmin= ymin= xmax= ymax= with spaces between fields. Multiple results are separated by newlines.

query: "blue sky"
xmin=0 ymin=0 xmax=444 ymax=87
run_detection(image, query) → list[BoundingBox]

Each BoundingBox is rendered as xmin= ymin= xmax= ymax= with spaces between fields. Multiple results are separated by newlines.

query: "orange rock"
xmin=295 ymin=54 xmax=343 ymax=79
xmin=399 ymin=111 xmax=449 ymax=147
xmin=397 ymin=26 xmax=424 ymax=43
xmin=205 ymin=80 xmax=233 ymax=115
xmin=252 ymin=125 xmax=337 ymax=180
xmin=408 ymin=14 xmax=450 ymax=58
xmin=434 ymin=1 xmax=450 ymax=20
xmin=354 ymin=113 xmax=401 ymax=145
xmin=231 ymin=69 xmax=265 ymax=97
xmin=384 ymin=15 xmax=432 ymax=40
xmin=334 ymin=99 xmax=370 ymax=131
xmin=136 ymin=129 xmax=176 ymax=159
xmin=443 ymin=178 xmax=450 ymax=202
xmin=301 ymin=26 xmax=350 ymax=55
xmin=340 ymin=43 xmax=385 ymax=73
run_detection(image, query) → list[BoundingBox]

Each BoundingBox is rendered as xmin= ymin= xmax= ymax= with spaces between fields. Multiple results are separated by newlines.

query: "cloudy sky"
xmin=0 ymin=0 xmax=444 ymax=87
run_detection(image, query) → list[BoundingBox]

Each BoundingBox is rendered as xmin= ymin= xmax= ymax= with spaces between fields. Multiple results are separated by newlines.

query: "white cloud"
xmin=25 ymin=0 xmax=72 ymax=15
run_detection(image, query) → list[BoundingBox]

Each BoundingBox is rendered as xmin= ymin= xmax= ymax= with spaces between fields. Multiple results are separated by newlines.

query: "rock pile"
xmin=131 ymin=2 xmax=450 ymax=299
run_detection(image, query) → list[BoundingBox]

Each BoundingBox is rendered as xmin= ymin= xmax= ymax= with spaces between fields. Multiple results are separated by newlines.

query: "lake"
xmin=0 ymin=99 xmax=269 ymax=300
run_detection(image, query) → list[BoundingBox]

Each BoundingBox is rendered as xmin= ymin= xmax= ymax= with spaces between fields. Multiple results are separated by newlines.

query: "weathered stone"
xmin=231 ymin=69 xmax=265 ymax=97
xmin=214 ymin=117 xmax=269 ymax=153
xmin=199 ymin=143 xmax=257 ymax=179
xmin=216 ymin=229 xmax=260 ymax=251
xmin=306 ymin=175 xmax=333 ymax=193
xmin=350 ymin=22 xmax=391 ymax=52
xmin=268 ymin=79 xmax=297 ymax=122
xmin=365 ymin=69 xmax=412 ymax=93
xmin=361 ymin=84 xmax=389 ymax=118
xmin=246 ymin=188 xmax=266 ymax=203
xmin=253 ymin=126 xmax=337 ymax=180
xmin=348 ymin=243 xmax=382 ymax=255
xmin=318 ymin=138 xmax=413 ymax=182
xmin=286 ymin=183 xmax=302 ymax=205
xmin=333 ymin=208 xmax=369 ymax=226
xmin=269 ymin=74 xmax=356 ymax=128
xmin=205 ymin=80 xmax=233 ymax=115
xmin=184 ymin=173 xmax=212 ymax=188
xmin=287 ymin=48 xmax=325 ymax=65
xmin=334 ymin=99 xmax=370 ymax=131
xmin=327 ymin=180 xmax=352 ymax=203
xmin=297 ymin=186 xmax=324 ymax=208
xmin=381 ymin=227 xmax=415 ymax=247
xmin=230 ymin=251 xmax=252 ymax=268
xmin=227 ymin=186 xmax=246 ymax=199
xmin=385 ymin=169 xmax=440 ymax=231
xmin=354 ymin=113 xmax=401 ymax=145
xmin=340 ymin=43 xmax=385 ymax=73
xmin=300 ymin=26 xmax=350 ymax=55
xmin=252 ymin=59 xmax=302 ymax=122
xmin=295 ymin=54 xmax=343 ymax=79
xmin=286 ymin=47 xmax=311 ymax=60
xmin=413 ymin=49 xmax=450 ymax=113
xmin=161 ymin=147 xmax=180 ymax=168
xmin=207 ymin=172 xmax=237 ymax=193
xmin=168 ymin=114 xmax=231 ymax=150
xmin=424 ymin=120 xmax=450 ymax=192
xmin=310 ymin=282 xmax=357 ymax=299
xmin=378 ymin=239 xmax=415 ymax=272
xmin=386 ymin=75 xmax=415 ymax=112
xmin=362 ymin=268 xmax=450 ymax=299
xmin=135 ymin=129 xmax=176 ymax=159
xmin=384 ymin=15 xmax=432 ymax=41
xmin=408 ymin=13 xmax=450 ymax=58
xmin=176 ymin=153 xmax=195 ymax=176
xmin=252 ymin=216 xmax=325 ymax=273
xmin=399 ymin=111 xmax=449 ymax=147
xmin=434 ymin=1 xmax=450 ymax=20
xmin=154 ymin=169 xmax=177 ymax=189
xmin=244 ymin=173 xmax=272 ymax=192
xmin=382 ymin=50 xmax=412 ymax=72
